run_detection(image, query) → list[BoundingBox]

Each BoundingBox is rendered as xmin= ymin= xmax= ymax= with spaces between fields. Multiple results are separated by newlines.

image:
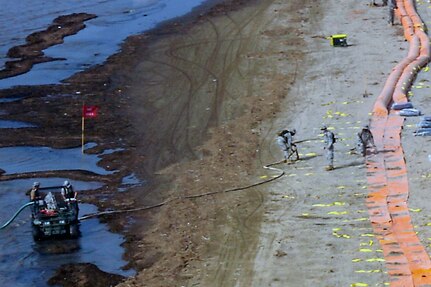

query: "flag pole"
xmin=81 ymin=115 xmax=85 ymax=154
xmin=81 ymin=104 xmax=98 ymax=154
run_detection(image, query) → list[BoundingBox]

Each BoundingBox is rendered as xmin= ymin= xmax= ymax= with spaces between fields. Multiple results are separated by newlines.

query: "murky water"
xmin=0 ymin=143 xmax=116 ymax=175
xmin=0 ymin=178 xmax=134 ymax=287
xmin=0 ymin=97 xmax=34 ymax=128
xmin=0 ymin=97 xmax=23 ymax=103
xmin=0 ymin=0 xmax=212 ymax=284
xmin=0 ymin=120 xmax=36 ymax=129
xmin=0 ymin=0 xmax=209 ymax=88
xmin=119 ymin=173 xmax=145 ymax=192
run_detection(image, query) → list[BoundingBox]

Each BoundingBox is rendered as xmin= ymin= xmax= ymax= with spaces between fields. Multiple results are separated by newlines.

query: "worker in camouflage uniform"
xmin=388 ymin=0 xmax=397 ymax=25
xmin=357 ymin=125 xmax=376 ymax=156
xmin=356 ymin=133 xmax=365 ymax=157
xmin=276 ymin=129 xmax=299 ymax=163
xmin=321 ymin=125 xmax=335 ymax=171
xmin=371 ymin=0 xmax=386 ymax=6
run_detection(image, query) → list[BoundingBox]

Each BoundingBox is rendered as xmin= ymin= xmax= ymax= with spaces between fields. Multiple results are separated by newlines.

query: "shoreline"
xmin=0 ymin=0 xmax=283 ymax=285
xmin=109 ymin=0 xmax=431 ymax=286
xmin=1 ymin=0 xmax=425 ymax=286
xmin=0 ymin=0 xmax=232 ymax=89
xmin=112 ymin=0 xmax=313 ymax=285
xmin=0 ymin=13 xmax=96 ymax=80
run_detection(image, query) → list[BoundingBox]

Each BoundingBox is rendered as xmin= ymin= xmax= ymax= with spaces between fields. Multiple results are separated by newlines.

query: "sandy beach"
xmin=113 ymin=0 xmax=411 ymax=285
xmin=115 ymin=0 xmax=431 ymax=286
xmin=2 ymin=0 xmax=431 ymax=286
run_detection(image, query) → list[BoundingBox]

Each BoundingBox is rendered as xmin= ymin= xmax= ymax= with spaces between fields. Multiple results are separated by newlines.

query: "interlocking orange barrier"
xmin=367 ymin=0 xmax=431 ymax=286
xmin=373 ymin=0 xmax=430 ymax=115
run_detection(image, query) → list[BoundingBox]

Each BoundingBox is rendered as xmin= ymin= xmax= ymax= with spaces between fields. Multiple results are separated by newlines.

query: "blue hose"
xmin=0 ymin=202 xmax=34 ymax=230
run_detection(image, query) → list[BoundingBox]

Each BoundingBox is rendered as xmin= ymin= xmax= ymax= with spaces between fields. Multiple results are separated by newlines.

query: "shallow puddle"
xmin=0 ymin=97 xmax=23 ymax=103
xmin=0 ymin=143 xmax=116 ymax=175
xmin=0 ymin=178 xmax=134 ymax=287
xmin=0 ymin=120 xmax=36 ymax=129
xmin=118 ymin=173 xmax=144 ymax=192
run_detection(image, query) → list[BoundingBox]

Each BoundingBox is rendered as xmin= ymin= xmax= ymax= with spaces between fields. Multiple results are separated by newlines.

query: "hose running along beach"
xmin=79 ymin=160 xmax=285 ymax=221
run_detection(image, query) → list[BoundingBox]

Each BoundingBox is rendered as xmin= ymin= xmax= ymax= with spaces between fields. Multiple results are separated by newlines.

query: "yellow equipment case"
xmin=329 ymin=34 xmax=347 ymax=47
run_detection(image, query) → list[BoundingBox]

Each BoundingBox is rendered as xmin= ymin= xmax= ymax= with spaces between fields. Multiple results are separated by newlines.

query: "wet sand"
xmin=113 ymin=0 xmax=431 ymax=286
xmin=1 ymin=0 xmax=290 ymax=285
xmin=2 ymin=0 xmax=431 ymax=286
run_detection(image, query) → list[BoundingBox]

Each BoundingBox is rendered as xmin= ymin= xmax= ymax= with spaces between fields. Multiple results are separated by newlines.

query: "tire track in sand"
xmin=202 ymin=2 xmax=281 ymax=285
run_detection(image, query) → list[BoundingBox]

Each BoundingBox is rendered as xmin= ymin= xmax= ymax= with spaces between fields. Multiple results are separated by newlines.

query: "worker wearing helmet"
xmin=357 ymin=124 xmax=376 ymax=156
xmin=61 ymin=180 xmax=77 ymax=200
xmin=29 ymin=182 xmax=41 ymax=201
xmin=276 ymin=128 xmax=299 ymax=163
xmin=321 ymin=125 xmax=335 ymax=171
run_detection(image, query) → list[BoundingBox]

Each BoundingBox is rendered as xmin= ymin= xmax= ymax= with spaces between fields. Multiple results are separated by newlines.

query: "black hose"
xmin=79 ymin=160 xmax=286 ymax=221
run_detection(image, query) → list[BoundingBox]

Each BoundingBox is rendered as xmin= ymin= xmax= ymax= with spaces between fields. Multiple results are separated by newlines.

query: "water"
xmin=0 ymin=0 xmax=215 ymax=284
xmin=0 ymin=0 xmax=209 ymax=88
xmin=0 ymin=178 xmax=133 ymax=287
xmin=0 ymin=97 xmax=24 ymax=103
xmin=0 ymin=120 xmax=36 ymax=128
xmin=0 ymin=143 xmax=117 ymax=175
xmin=0 ymin=98 xmax=31 ymax=127
xmin=121 ymin=173 xmax=141 ymax=185
xmin=119 ymin=173 xmax=145 ymax=192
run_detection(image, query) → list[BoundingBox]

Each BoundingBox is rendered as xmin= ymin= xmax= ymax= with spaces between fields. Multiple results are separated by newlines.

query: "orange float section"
xmin=367 ymin=0 xmax=431 ymax=286
xmin=373 ymin=0 xmax=430 ymax=115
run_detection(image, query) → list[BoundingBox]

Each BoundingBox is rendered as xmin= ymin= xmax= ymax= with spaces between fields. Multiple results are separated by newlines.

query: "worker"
xmin=388 ymin=0 xmax=397 ymax=25
xmin=356 ymin=133 xmax=366 ymax=156
xmin=62 ymin=180 xmax=79 ymax=213
xmin=29 ymin=182 xmax=41 ymax=201
xmin=371 ymin=1 xmax=387 ymax=6
xmin=27 ymin=182 xmax=42 ymax=217
xmin=321 ymin=125 xmax=336 ymax=171
xmin=61 ymin=180 xmax=77 ymax=200
xmin=357 ymin=125 xmax=376 ymax=156
xmin=276 ymin=129 xmax=299 ymax=163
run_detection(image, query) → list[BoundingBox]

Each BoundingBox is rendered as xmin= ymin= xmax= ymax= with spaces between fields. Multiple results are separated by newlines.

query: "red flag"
xmin=82 ymin=105 xmax=99 ymax=118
